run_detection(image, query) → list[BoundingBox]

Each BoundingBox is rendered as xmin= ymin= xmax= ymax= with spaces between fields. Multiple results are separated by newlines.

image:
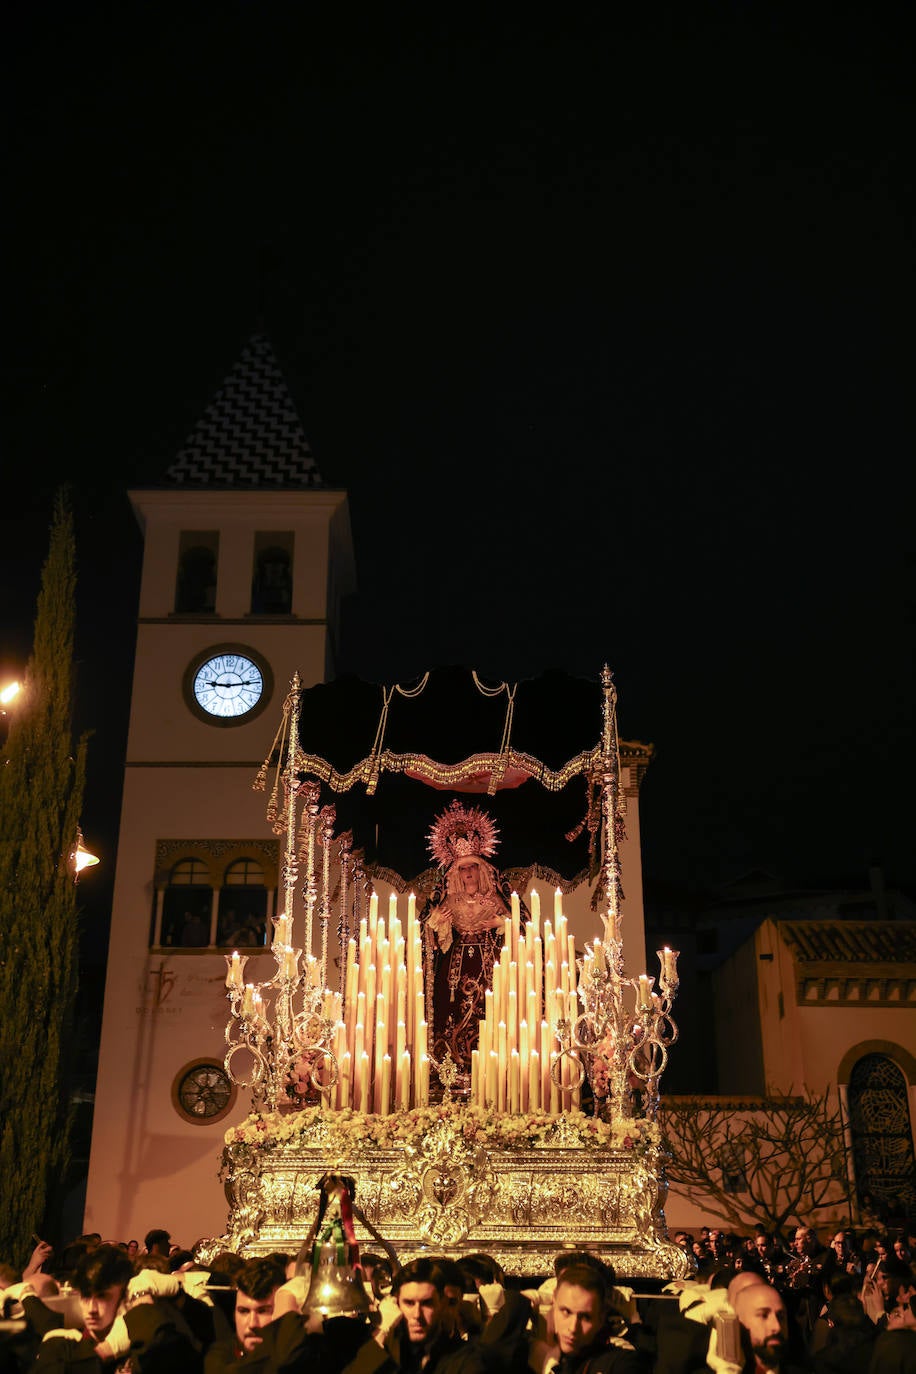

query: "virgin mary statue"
xmin=422 ymin=799 xmax=526 ymax=1087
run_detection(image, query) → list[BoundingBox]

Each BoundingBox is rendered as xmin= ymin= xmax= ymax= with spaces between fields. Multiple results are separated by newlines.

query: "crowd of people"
xmin=1 ymin=1218 xmax=914 ymax=1373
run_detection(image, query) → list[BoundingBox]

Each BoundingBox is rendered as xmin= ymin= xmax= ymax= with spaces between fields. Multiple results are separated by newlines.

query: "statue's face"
xmin=457 ymin=862 xmax=481 ymax=894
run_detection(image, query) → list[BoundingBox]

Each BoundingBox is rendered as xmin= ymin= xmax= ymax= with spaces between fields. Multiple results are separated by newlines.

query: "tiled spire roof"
xmin=166 ymin=334 xmax=324 ymax=487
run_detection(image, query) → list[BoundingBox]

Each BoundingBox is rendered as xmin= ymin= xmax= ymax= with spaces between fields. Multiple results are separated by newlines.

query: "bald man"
xmin=732 ymin=1283 xmax=810 ymax=1374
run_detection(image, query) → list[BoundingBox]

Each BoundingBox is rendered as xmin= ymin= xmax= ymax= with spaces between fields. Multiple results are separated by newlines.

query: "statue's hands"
xmin=427 ymin=906 xmax=454 ymax=953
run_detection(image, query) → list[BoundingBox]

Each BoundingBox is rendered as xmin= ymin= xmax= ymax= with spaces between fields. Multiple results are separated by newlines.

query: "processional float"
xmin=212 ymin=665 xmax=691 ymax=1279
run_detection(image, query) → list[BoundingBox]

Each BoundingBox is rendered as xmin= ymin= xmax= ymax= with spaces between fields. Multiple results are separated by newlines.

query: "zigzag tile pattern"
xmin=167 ymin=334 xmax=323 ymax=487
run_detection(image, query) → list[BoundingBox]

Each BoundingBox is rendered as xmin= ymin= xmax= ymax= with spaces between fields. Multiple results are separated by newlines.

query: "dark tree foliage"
xmin=0 ymin=488 xmax=88 ymax=1263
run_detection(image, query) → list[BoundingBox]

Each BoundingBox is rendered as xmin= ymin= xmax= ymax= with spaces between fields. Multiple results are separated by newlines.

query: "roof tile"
xmin=166 ymin=334 xmax=322 ymax=487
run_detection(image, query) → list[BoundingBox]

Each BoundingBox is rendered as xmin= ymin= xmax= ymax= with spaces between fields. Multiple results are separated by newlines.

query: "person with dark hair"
xmin=810 ymin=1273 xmax=863 ymax=1357
xmin=202 ymin=1256 xmax=287 ymax=1369
xmin=66 ymin=1243 xmax=135 ymax=1344
xmin=812 ymin=1292 xmax=878 ymax=1374
xmin=867 ymin=1292 xmax=916 ymax=1374
xmin=143 ymin=1230 xmax=172 ymax=1260
xmin=343 ymin=1257 xmax=461 ymax=1371
xmin=342 ymin=1254 xmax=533 ymax=1373
xmin=427 ymin=1256 xmax=484 ymax=1340
xmin=361 ymin=1254 xmax=395 ymax=1302
xmin=13 ymin=1243 xmax=134 ymax=1367
xmin=862 ymin=1258 xmax=915 ymax=1332
xmin=538 ymin=1260 xmax=643 ymax=1374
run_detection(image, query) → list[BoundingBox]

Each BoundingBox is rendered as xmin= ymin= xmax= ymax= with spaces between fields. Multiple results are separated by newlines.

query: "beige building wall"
xmin=85 ymin=487 xmax=356 ymax=1245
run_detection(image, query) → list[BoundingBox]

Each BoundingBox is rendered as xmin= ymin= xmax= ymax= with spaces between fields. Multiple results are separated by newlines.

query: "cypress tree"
xmin=0 ymin=487 xmax=88 ymax=1263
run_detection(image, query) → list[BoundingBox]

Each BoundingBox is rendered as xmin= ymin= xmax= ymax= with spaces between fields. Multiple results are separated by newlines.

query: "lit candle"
xmin=354 ymin=995 xmax=366 ymax=1076
xmin=396 ymin=964 xmax=407 ymax=1039
xmin=510 ymin=892 xmax=520 ymax=958
xmin=407 ymin=891 xmax=416 ymax=924
xmin=241 ymin=984 xmax=255 ymax=1018
xmin=339 ymin=1050 xmax=351 ymax=1109
xmin=364 ymin=965 xmax=377 ymax=1056
xmin=529 ymin=1048 xmax=540 ymax=1111
xmin=399 ymin=1049 xmax=411 ymax=1110
xmin=593 ymin=941 xmax=606 ymax=975
xmin=470 ymin=1049 xmax=479 ymax=1104
xmin=226 ymin=950 xmax=242 ymax=989
xmin=540 ymin=1019 xmax=551 ymax=1111
xmin=414 ymin=1032 xmax=425 ymax=1103
xmin=554 ymin=887 xmax=563 ymax=920
xmin=567 ymin=935 xmax=577 ymax=996
xmin=395 ymin=1019 xmax=406 ymax=1099
xmin=534 ymin=936 xmax=543 ymax=1017
xmin=638 ymin=974 xmax=654 ymax=1010
xmin=374 ymin=996 xmax=386 ymax=1110
xmin=530 ymin=888 xmax=541 ymax=926
xmin=379 ymin=1053 xmax=391 ymax=1116
xmin=509 ymin=1049 xmax=520 ymax=1114
xmin=359 ymin=1052 xmax=370 ymax=1112
xmin=513 ymin=954 xmax=523 ymax=1025
xmin=519 ymin=1019 xmax=530 ymax=1112
xmin=487 ymin=1050 xmax=498 ymax=1109
xmin=497 ymin=1020 xmax=508 ymax=1113
xmin=282 ymin=948 xmax=299 ymax=981
xmin=659 ymin=947 xmax=679 ymax=983
xmin=491 ymin=965 xmax=502 ymax=1029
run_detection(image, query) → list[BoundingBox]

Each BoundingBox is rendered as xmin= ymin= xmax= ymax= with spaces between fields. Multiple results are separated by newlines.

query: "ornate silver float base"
xmin=216 ymin=1116 xmax=691 ymax=1280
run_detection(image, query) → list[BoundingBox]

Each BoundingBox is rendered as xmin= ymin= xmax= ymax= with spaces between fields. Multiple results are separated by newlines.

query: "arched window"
xmin=161 ymin=857 xmax=214 ymax=948
xmin=847 ymin=1052 xmax=916 ymax=1221
xmin=216 ymin=857 xmax=269 ymax=948
xmin=175 ymin=536 xmax=218 ymax=613
xmin=251 ymin=538 xmax=292 ymax=614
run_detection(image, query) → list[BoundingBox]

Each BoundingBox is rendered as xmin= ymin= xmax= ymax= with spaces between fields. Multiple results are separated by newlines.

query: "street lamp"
xmin=71 ymin=825 xmax=100 ymax=879
xmin=1 ymin=679 xmax=22 ymax=749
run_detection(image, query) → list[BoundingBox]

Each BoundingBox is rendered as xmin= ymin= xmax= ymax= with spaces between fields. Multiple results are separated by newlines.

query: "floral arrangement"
xmin=223 ymin=1101 xmax=659 ymax=1159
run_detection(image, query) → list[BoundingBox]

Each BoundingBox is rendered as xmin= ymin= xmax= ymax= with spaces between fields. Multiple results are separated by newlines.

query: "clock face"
xmin=190 ymin=650 xmax=266 ymax=720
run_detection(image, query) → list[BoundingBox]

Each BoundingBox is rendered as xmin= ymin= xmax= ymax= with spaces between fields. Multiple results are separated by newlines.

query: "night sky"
xmin=4 ymin=3 xmax=914 ymax=956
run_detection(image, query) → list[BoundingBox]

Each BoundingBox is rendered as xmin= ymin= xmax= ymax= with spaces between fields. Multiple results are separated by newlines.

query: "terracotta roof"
xmin=779 ymin=920 xmax=916 ymax=965
xmin=166 ymin=334 xmax=323 ymax=487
